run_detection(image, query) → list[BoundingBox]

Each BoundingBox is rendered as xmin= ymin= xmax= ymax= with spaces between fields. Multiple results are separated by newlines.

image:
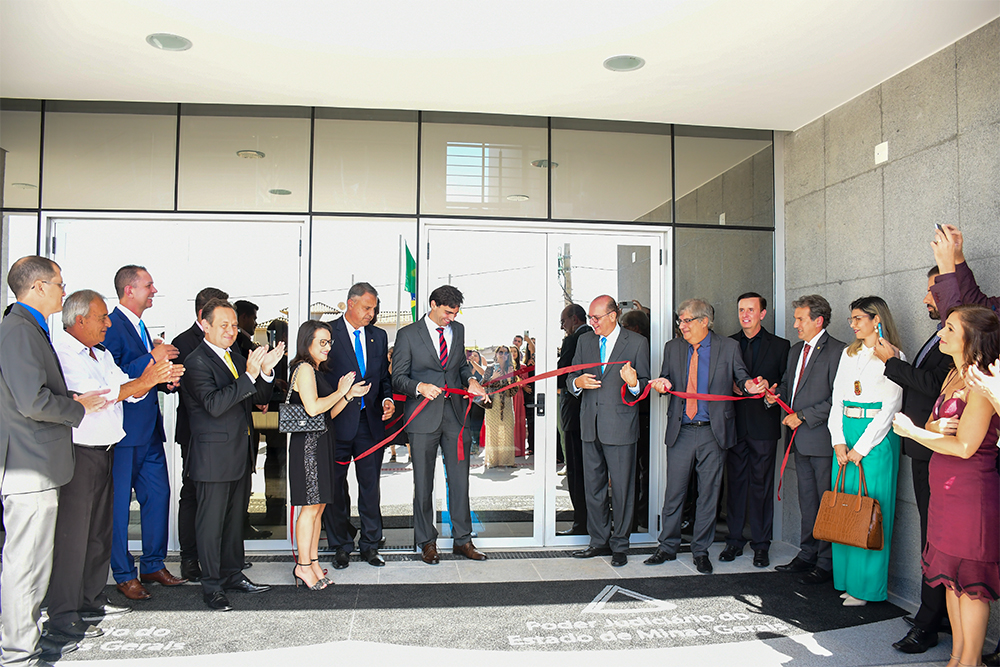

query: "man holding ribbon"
xmin=391 ymin=285 xmax=489 ymax=565
xmin=323 ymin=282 xmax=394 ymax=568
xmin=566 ymin=295 xmax=650 ymax=567
xmin=646 ymin=298 xmax=766 ymax=574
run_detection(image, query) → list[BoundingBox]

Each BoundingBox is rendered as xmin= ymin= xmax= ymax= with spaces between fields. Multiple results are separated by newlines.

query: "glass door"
xmin=423 ymin=220 xmax=664 ymax=548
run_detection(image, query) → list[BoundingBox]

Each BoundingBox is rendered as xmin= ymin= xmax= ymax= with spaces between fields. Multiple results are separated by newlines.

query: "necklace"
xmin=853 ymin=346 xmax=875 ymax=396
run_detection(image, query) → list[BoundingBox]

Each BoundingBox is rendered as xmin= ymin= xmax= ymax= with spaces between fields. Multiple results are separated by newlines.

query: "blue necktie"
xmin=600 ymin=336 xmax=607 ymax=374
xmin=139 ymin=320 xmax=151 ymax=351
xmin=353 ymin=330 xmax=366 ymax=408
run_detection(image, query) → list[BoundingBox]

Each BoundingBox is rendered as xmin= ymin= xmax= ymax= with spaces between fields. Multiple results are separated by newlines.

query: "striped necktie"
xmin=437 ymin=327 xmax=448 ymax=368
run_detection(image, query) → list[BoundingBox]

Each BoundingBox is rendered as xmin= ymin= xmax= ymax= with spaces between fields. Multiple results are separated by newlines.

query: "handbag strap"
xmin=285 ymin=362 xmax=306 ymax=405
xmin=853 ymin=461 xmax=869 ymax=512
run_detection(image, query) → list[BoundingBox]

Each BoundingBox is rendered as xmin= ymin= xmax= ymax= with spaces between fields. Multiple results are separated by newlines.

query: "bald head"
xmin=587 ymin=295 xmax=620 ymax=337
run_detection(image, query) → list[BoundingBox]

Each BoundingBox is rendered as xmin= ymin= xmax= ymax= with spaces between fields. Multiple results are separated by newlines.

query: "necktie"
xmin=793 ymin=343 xmax=811 ymax=404
xmin=437 ymin=327 xmax=448 ymax=368
xmin=223 ymin=350 xmax=239 ymax=379
xmin=685 ymin=343 xmax=700 ymax=419
xmin=353 ymin=330 xmax=366 ymax=408
xmin=600 ymin=336 xmax=607 ymax=374
xmin=139 ymin=320 xmax=151 ymax=351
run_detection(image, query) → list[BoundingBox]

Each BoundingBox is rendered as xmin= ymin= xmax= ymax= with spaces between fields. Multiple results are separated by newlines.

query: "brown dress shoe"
xmin=116 ymin=579 xmax=151 ymax=600
xmin=421 ymin=542 xmax=440 ymax=565
xmin=140 ymin=568 xmax=188 ymax=587
xmin=453 ymin=542 xmax=487 ymax=561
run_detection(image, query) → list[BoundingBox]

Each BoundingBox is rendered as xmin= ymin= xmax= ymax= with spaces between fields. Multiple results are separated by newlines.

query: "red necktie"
xmin=685 ymin=343 xmax=700 ymax=419
xmin=793 ymin=344 xmax=811 ymax=405
xmin=437 ymin=327 xmax=448 ymax=368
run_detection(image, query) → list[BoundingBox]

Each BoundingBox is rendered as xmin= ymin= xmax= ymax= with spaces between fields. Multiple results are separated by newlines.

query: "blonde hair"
xmin=846 ymin=296 xmax=901 ymax=356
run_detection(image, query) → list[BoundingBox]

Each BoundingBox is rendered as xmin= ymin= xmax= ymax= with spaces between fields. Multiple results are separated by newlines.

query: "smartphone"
xmin=934 ymin=223 xmax=943 ymax=232
xmin=877 ymin=322 xmax=884 ymax=339
xmin=523 ymin=329 xmax=529 ymax=340
xmin=267 ymin=330 xmax=277 ymax=346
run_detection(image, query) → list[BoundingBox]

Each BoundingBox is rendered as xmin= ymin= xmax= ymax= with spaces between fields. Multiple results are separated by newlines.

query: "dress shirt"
xmin=914 ymin=323 xmax=944 ymax=368
xmin=18 ymin=301 xmax=49 ymax=336
xmin=681 ymin=331 xmax=711 ymax=424
xmin=115 ymin=304 xmax=150 ymax=352
xmin=828 ymin=344 xmax=904 ymax=456
xmin=344 ymin=319 xmax=368 ymax=369
xmin=790 ymin=329 xmax=825 ymax=404
xmin=423 ymin=315 xmax=453 ymax=354
xmin=571 ymin=324 xmax=639 ymax=396
xmin=56 ymin=335 xmax=143 ymax=446
xmin=204 ymin=340 xmax=274 ymax=383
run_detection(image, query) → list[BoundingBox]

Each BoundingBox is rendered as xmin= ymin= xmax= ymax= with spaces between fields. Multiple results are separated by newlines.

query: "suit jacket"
xmin=883 ymin=331 xmax=953 ymax=461
xmin=730 ymin=327 xmax=790 ymax=441
xmin=181 ymin=342 xmax=273 ymax=483
xmin=171 ymin=321 xmax=204 ymax=447
xmin=323 ymin=317 xmax=392 ymax=442
xmin=0 ymin=303 xmax=85 ymax=494
xmin=566 ymin=326 xmax=650 ymax=445
xmin=774 ymin=330 xmax=846 ymax=457
xmin=659 ymin=331 xmax=751 ymax=450
xmin=558 ymin=324 xmax=588 ymax=434
xmin=391 ymin=317 xmax=474 ymax=434
xmin=103 ymin=307 xmax=165 ymax=448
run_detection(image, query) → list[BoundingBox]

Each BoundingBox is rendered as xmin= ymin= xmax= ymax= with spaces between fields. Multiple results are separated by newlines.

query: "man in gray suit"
xmin=645 ymin=298 xmax=767 ymax=574
xmin=566 ymin=295 xmax=650 ymax=567
xmin=391 ymin=285 xmax=488 ymax=565
xmin=1 ymin=256 xmax=108 ymax=665
xmin=767 ymin=294 xmax=845 ymax=585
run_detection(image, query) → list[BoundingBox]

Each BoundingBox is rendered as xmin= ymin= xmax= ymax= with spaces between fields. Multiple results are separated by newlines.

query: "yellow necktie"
xmin=224 ymin=351 xmax=239 ymax=379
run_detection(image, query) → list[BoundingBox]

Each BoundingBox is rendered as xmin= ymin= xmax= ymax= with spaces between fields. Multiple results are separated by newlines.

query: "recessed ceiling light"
xmin=506 ymin=194 xmax=530 ymax=202
xmin=530 ymin=160 xmax=558 ymax=169
xmin=146 ymin=33 xmax=193 ymax=51
xmin=11 ymin=182 xmax=37 ymax=189
xmin=603 ymin=55 xmax=645 ymax=72
xmin=269 ymin=188 xmax=292 ymax=196
xmin=236 ymin=150 xmax=265 ymax=159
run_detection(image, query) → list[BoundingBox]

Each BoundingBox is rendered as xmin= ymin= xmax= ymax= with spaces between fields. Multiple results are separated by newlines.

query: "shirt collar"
xmin=805 ymin=329 xmax=825 ymax=348
xmin=18 ymin=301 xmax=49 ymax=334
xmin=57 ymin=331 xmax=93 ymax=357
xmin=116 ymin=303 xmax=143 ymax=328
xmin=344 ymin=317 xmax=364 ymax=338
xmin=204 ymin=338 xmax=231 ymax=360
xmin=425 ymin=315 xmax=449 ymax=336
xmin=689 ymin=331 xmax=711 ymax=348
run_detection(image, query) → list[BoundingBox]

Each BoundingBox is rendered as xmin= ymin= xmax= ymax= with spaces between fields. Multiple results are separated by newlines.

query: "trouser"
xmin=582 ymin=436 xmax=636 ymax=554
xmin=910 ymin=456 xmax=947 ymax=632
xmin=794 ymin=450 xmax=833 ymax=570
xmin=111 ymin=438 xmax=169 ymax=583
xmin=178 ymin=441 xmax=198 ymax=561
xmin=725 ymin=435 xmax=777 ymax=551
xmin=410 ymin=406 xmax=472 ymax=547
xmin=325 ymin=418 xmax=383 ymax=552
xmin=658 ymin=424 xmax=724 ymax=557
xmin=563 ymin=427 xmax=588 ymax=529
xmin=195 ymin=475 xmax=250 ymax=595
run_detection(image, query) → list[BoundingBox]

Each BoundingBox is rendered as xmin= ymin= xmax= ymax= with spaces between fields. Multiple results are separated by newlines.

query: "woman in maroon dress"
xmin=893 ymin=305 xmax=1000 ymax=667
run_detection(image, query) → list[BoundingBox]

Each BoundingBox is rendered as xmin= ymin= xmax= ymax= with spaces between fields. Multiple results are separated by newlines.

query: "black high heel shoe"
xmin=312 ymin=559 xmax=333 ymax=586
xmin=293 ymin=562 xmax=327 ymax=590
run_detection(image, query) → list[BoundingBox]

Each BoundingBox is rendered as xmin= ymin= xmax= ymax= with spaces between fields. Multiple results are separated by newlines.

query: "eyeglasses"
xmin=848 ymin=315 xmax=871 ymax=326
xmin=678 ymin=316 xmax=704 ymax=325
xmin=41 ymin=280 xmax=67 ymax=291
xmin=317 ymin=339 xmax=332 ymax=348
xmin=588 ymin=312 xmax=612 ymax=324
xmin=496 ymin=350 xmax=508 ymax=355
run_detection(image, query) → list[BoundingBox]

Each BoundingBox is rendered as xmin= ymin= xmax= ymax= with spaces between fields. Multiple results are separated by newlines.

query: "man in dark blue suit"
xmin=322 ymin=283 xmax=394 ymax=567
xmin=103 ymin=265 xmax=187 ymax=600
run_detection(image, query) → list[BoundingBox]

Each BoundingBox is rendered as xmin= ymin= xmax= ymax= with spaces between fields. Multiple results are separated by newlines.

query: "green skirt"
xmin=831 ymin=401 xmax=900 ymax=602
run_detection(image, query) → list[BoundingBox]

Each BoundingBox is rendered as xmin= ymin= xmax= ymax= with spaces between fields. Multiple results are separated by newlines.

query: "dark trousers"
xmin=563 ymin=426 xmax=587 ymax=530
xmin=725 ymin=436 xmax=777 ymax=551
xmin=178 ymin=441 xmax=198 ymax=561
xmin=410 ymin=405 xmax=472 ymax=548
xmin=582 ymin=437 xmax=636 ymax=554
xmin=658 ymin=424 xmax=724 ymax=557
xmin=794 ymin=450 xmax=832 ymax=570
xmin=324 ymin=418 xmax=383 ymax=553
xmin=195 ymin=474 xmax=249 ymax=595
xmin=46 ymin=445 xmax=115 ymax=629
xmin=910 ymin=456 xmax=947 ymax=632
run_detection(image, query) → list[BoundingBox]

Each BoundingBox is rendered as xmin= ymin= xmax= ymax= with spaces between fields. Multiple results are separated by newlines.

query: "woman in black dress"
xmin=288 ymin=321 xmax=369 ymax=590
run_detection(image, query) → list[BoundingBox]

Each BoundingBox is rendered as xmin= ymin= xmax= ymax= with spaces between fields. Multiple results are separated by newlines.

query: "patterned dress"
xmin=287 ymin=366 xmax=338 ymax=506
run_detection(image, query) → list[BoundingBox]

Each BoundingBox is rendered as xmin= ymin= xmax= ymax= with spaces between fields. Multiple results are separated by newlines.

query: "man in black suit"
xmin=180 ymin=299 xmax=283 ymax=611
xmin=233 ymin=300 xmax=259 ymax=358
xmin=323 ymin=282 xmax=394 ymax=568
xmin=171 ymin=286 xmax=229 ymax=582
xmin=557 ymin=303 xmax=589 ymax=536
xmin=878 ymin=267 xmax=953 ymax=654
xmin=721 ymin=292 xmax=790 ymax=567
xmin=391 ymin=285 xmax=489 ymax=564
xmin=767 ymin=295 xmax=845 ymax=585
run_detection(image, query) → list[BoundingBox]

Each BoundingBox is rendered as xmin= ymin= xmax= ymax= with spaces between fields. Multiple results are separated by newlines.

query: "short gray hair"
xmin=347 ymin=282 xmax=378 ymax=302
xmin=62 ymin=290 xmax=105 ymax=329
xmin=677 ymin=298 xmax=714 ymax=328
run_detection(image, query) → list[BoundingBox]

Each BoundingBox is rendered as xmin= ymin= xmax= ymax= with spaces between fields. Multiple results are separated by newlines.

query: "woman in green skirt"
xmin=828 ymin=296 xmax=904 ymax=606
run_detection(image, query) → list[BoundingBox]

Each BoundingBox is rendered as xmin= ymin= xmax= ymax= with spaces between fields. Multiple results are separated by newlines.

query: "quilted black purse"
xmin=278 ymin=363 xmax=327 ymax=433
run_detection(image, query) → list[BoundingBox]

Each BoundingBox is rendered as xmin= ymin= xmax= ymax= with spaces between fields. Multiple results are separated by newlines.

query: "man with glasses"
xmin=646 ymin=299 xmax=766 ymax=574
xmin=566 ymin=295 xmax=650 ymax=566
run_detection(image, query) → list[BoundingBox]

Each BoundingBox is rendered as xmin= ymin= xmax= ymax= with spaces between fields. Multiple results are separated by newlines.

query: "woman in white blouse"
xmin=829 ymin=296 xmax=904 ymax=607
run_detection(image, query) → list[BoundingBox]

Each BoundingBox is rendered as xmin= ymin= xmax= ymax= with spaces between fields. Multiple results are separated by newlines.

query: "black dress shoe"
xmin=644 ymin=549 xmax=676 ymax=565
xmin=225 ymin=577 xmax=271 ymax=594
xmin=333 ymin=549 xmax=350 ymax=569
xmin=753 ymin=549 xmax=769 ymax=567
xmin=611 ymin=553 xmax=628 ymax=567
xmin=46 ymin=621 xmax=104 ymax=640
xmin=892 ymin=627 xmax=938 ymax=654
xmin=204 ymin=591 xmax=233 ymax=611
xmin=902 ymin=615 xmax=916 ymax=627
xmin=984 ymin=650 xmax=1000 ymax=667
xmin=693 ymin=555 xmax=713 ymax=574
xmin=558 ymin=525 xmax=588 ymax=536
xmin=798 ymin=566 xmax=833 ymax=585
xmin=573 ymin=545 xmax=612 ymax=558
xmin=243 ymin=525 xmax=272 ymax=540
xmin=775 ymin=556 xmax=814 ymax=573
xmin=79 ymin=602 xmax=131 ymax=622
xmin=361 ymin=548 xmax=386 ymax=567
xmin=718 ymin=545 xmax=743 ymax=561
xmin=243 ymin=561 xmax=253 ymax=569
xmin=180 ymin=558 xmax=202 ymax=582
xmin=39 ymin=635 xmax=79 ymax=661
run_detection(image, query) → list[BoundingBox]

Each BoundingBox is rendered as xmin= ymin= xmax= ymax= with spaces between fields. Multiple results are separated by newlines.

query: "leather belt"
xmin=844 ymin=406 xmax=880 ymax=419
xmin=682 ymin=421 xmax=711 ymax=428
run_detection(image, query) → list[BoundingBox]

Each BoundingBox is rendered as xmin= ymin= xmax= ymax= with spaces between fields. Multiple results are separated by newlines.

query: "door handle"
xmin=524 ymin=393 xmax=544 ymax=416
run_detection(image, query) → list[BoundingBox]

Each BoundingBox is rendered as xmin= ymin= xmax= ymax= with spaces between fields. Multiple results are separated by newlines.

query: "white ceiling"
xmin=1 ymin=0 xmax=997 ymax=131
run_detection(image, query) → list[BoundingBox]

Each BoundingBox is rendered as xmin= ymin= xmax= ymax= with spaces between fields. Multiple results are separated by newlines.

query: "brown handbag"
xmin=813 ymin=462 xmax=884 ymax=550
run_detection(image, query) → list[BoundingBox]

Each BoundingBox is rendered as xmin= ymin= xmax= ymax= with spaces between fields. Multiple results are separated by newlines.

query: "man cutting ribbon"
xmin=645 ymin=298 xmax=767 ymax=574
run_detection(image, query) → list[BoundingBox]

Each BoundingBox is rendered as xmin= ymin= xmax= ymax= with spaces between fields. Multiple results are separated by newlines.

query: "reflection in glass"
xmin=2 ymin=214 xmax=39 ymax=310
xmin=0 ymin=109 xmax=41 ymax=209
xmin=674 ymin=136 xmax=773 ymax=226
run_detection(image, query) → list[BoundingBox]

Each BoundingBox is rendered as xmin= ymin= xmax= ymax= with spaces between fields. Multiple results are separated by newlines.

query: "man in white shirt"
xmin=46 ymin=290 xmax=181 ymax=642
